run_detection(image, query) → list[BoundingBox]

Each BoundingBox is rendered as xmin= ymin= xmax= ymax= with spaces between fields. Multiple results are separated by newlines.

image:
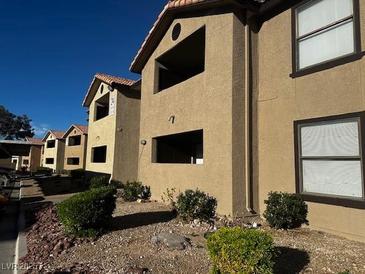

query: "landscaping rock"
xmin=151 ymin=232 xmax=191 ymax=250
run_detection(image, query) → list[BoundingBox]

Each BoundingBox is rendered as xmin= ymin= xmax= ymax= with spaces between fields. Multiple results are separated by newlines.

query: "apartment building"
xmin=62 ymin=125 xmax=88 ymax=170
xmin=129 ymin=0 xmax=365 ymax=241
xmin=83 ymin=73 xmax=140 ymax=182
xmin=42 ymin=130 xmax=65 ymax=173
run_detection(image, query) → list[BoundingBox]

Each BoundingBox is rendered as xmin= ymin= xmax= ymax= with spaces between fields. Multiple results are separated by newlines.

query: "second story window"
xmin=47 ymin=140 xmax=55 ymax=148
xmin=293 ymin=0 xmax=360 ymax=75
xmin=68 ymin=135 xmax=81 ymax=146
xmin=94 ymin=93 xmax=110 ymax=121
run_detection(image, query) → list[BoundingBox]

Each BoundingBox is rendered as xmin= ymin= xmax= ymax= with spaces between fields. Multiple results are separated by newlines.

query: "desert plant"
xmin=70 ymin=169 xmax=85 ymax=179
xmin=57 ymin=186 xmax=116 ymax=237
xmin=176 ymin=189 xmax=217 ymax=221
xmin=121 ymin=181 xmax=150 ymax=201
xmin=264 ymin=191 xmax=308 ymax=229
xmin=207 ymin=227 xmax=275 ymax=274
xmin=89 ymin=175 xmax=110 ymax=189
xmin=161 ymin=187 xmax=177 ymax=207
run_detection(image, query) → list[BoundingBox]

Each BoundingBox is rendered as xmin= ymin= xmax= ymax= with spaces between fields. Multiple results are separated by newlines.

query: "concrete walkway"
xmin=0 ymin=181 xmax=20 ymax=274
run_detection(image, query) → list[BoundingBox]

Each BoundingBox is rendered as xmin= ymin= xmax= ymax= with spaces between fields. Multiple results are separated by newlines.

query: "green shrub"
xmin=263 ymin=192 xmax=308 ymax=229
xmin=176 ymin=189 xmax=217 ymax=221
xmin=207 ymin=227 xmax=275 ymax=274
xmin=90 ymin=176 xmax=110 ymax=189
xmin=70 ymin=169 xmax=85 ymax=179
xmin=121 ymin=181 xmax=151 ymax=201
xmin=57 ymin=186 xmax=116 ymax=237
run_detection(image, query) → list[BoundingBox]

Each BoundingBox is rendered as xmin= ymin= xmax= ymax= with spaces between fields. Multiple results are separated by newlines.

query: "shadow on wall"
xmin=35 ymin=176 xmax=88 ymax=197
xmin=274 ymin=246 xmax=310 ymax=274
xmin=110 ymin=210 xmax=177 ymax=231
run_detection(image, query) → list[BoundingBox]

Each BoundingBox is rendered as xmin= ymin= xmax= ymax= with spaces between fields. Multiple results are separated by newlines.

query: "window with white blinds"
xmin=295 ymin=0 xmax=356 ymax=70
xmin=298 ymin=118 xmax=364 ymax=199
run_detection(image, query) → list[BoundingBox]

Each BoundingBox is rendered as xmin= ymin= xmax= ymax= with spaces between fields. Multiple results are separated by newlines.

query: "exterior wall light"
xmin=140 ymin=140 xmax=147 ymax=145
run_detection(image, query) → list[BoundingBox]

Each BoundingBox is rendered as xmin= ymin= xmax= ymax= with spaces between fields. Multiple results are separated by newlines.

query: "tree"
xmin=0 ymin=105 xmax=34 ymax=140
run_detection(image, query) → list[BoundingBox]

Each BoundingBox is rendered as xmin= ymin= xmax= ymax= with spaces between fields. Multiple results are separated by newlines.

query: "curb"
xmin=14 ymin=181 xmax=26 ymax=274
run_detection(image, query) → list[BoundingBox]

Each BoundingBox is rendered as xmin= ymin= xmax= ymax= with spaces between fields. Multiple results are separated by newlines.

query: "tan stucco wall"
xmin=138 ymin=13 xmax=246 ymax=216
xmin=255 ymin=8 xmax=365 ymax=242
xmin=28 ymin=145 xmax=42 ymax=172
xmin=64 ymin=127 xmax=88 ymax=170
xmin=43 ymin=134 xmax=65 ymax=173
xmin=85 ymin=83 xmax=117 ymax=175
xmin=112 ymin=89 xmax=141 ymax=183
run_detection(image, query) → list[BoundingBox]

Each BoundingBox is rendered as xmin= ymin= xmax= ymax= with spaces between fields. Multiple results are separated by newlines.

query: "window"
xmin=156 ymin=26 xmax=205 ymax=92
xmin=94 ymin=93 xmax=109 ymax=121
xmin=47 ymin=140 xmax=55 ymax=148
xmin=292 ymin=0 xmax=361 ymax=75
xmin=295 ymin=112 xmax=365 ymax=208
xmin=12 ymin=160 xmax=17 ymax=164
xmin=152 ymin=130 xmax=203 ymax=164
xmin=92 ymin=146 xmax=107 ymax=163
xmin=45 ymin=158 xmax=54 ymax=164
xmin=67 ymin=157 xmax=80 ymax=165
xmin=68 ymin=135 xmax=81 ymax=146
xmin=23 ymin=159 xmax=29 ymax=165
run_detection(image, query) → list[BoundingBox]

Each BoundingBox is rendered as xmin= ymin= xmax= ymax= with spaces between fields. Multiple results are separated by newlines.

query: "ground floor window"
xmin=152 ymin=129 xmax=203 ymax=164
xmin=67 ymin=157 xmax=80 ymax=165
xmin=23 ymin=159 xmax=29 ymax=165
xmin=92 ymin=146 xmax=107 ymax=163
xmin=45 ymin=158 xmax=54 ymax=165
xmin=295 ymin=112 xmax=365 ymax=208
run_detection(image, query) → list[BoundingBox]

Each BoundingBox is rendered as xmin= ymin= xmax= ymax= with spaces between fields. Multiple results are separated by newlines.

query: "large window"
xmin=293 ymin=0 xmax=361 ymax=75
xmin=156 ymin=26 xmax=205 ymax=92
xmin=47 ymin=140 xmax=56 ymax=148
xmin=92 ymin=146 xmax=107 ymax=163
xmin=152 ymin=130 xmax=203 ymax=164
xmin=45 ymin=158 xmax=54 ymax=165
xmin=94 ymin=93 xmax=109 ymax=121
xmin=68 ymin=135 xmax=81 ymax=146
xmin=295 ymin=113 xmax=365 ymax=208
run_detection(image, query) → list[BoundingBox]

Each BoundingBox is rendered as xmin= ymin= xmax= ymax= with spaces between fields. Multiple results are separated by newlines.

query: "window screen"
xmin=298 ymin=118 xmax=363 ymax=199
xmin=295 ymin=0 xmax=356 ymax=69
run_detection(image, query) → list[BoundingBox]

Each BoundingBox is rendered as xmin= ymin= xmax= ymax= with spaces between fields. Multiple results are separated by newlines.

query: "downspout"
xmin=244 ymin=23 xmax=254 ymax=214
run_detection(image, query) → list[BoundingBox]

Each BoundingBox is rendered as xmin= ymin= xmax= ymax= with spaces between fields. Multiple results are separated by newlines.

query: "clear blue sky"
xmin=0 ymin=0 xmax=167 ymax=137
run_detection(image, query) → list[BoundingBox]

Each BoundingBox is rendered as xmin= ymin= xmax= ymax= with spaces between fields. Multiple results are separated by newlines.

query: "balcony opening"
xmin=47 ymin=140 xmax=55 ymax=148
xmin=67 ymin=157 xmax=80 ymax=165
xmin=23 ymin=159 xmax=29 ymax=165
xmin=92 ymin=145 xmax=107 ymax=163
xmin=45 ymin=158 xmax=54 ymax=164
xmin=68 ymin=135 xmax=81 ymax=146
xmin=156 ymin=26 xmax=205 ymax=92
xmin=152 ymin=129 xmax=203 ymax=164
xmin=94 ymin=93 xmax=109 ymax=121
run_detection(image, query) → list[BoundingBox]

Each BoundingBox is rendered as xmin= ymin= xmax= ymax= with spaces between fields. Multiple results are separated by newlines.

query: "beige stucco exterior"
xmin=138 ymin=13 xmax=247 ymax=216
xmin=253 ymin=7 xmax=365 ymax=242
xmin=85 ymin=82 xmax=140 ymax=182
xmin=63 ymin=126 xmax=88 ymax=170
xmin=42 ymin=133 xmax=65 ymax=173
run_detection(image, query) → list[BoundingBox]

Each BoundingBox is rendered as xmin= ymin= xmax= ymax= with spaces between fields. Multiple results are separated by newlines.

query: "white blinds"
xmin=300 ymin=119 xmax=363 ymax=198
xmin=301 ymin=120 xmax=359 ymax=157
xmin=296 ymin=0 xmax=355 ymax=69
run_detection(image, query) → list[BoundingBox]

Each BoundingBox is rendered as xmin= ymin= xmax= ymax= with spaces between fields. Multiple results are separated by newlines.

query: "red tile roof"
xmin=74 ymin=125 xmax=88 ymax=134
xmin=62 ymin=124 xmax=88 ymax=138
xmin=25 ymin=137 xmax=44 ymax=146
xmin=82 ymin=73 xmax=138 ymax=107
xmin=42 ymin=130 xmax=65 ymax=142
xmin=130 ymin=0 xmax=268 ymax=73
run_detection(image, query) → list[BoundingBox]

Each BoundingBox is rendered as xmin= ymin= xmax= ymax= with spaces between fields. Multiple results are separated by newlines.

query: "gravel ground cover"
xmin=21 ymin=199 xmax=365 ymax=274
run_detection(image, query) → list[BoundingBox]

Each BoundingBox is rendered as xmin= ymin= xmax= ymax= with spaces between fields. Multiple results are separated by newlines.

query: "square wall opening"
xmin=156 ymin=26 xmax=206 ymax=92
xmin=92 ymin=146 xmax=107 ymax=163
xmin=94 ymin=93 xmax=109 ymax=121
xmin=45 ymin=158 xmax=54 ymax=164
xmin=152 ymin=129 xmax=203 ymax=164
xmin=67 ymin=157 xmax=80 ymax=165
xmin=68 ymin=135 xmax=81 ymax=146
xmin=47 ymin=140 xmax=55 ymax=148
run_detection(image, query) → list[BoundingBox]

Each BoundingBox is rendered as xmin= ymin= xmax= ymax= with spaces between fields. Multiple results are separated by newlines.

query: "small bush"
xmin=70 ymin=169 xmax=85 ymax=179
xmin=90 ymin=176 xmax=110 ymax=189
xmin=57 ymin=186 xmax=116 ymax=237
xmin=161 ymin=187 xmax=177 ymax=207
xmin=207 ymin=227 xmax=275 ymax=274
xmin=176 ymin=189 xmax=217 ymax=221
xmin=263 ymin=192 xmax=308 ymax=229
xmin=121 ymin=181 xmax=151 ymax=201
